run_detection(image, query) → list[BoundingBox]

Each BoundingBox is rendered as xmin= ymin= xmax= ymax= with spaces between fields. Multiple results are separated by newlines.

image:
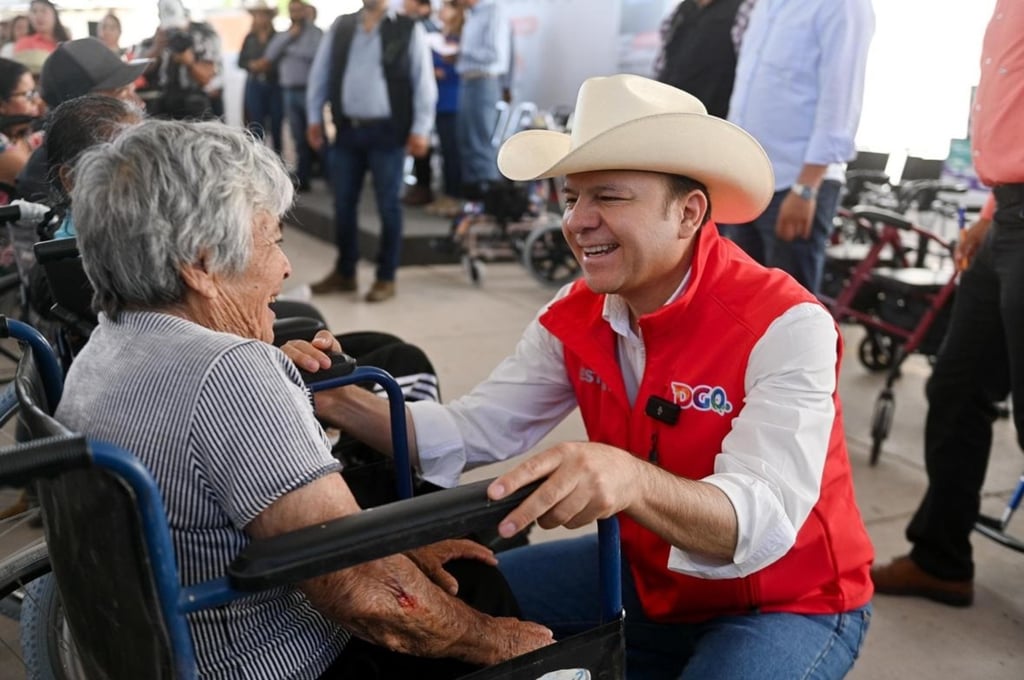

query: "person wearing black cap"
xmin=14 ymin=36 xmax=148 ymax=201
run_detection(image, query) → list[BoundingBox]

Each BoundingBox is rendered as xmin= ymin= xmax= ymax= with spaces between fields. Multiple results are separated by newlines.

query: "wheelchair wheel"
xmin=0 ymin=536 xmax=49 ymax=621
xmin=522 ymin=218 xmax=580 ymax=288
xmin=21 ymin=574 xmax=87 ymax=679
xmin=858 ymin=332 xmax=894 ymax=372
xmin=870 ymin=388 xmax=895 ymax=466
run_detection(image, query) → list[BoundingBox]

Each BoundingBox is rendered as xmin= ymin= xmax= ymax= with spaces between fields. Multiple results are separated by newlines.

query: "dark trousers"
xmin=436 ymin=111 xmax=462 ymax=198
xmin=328 ymin=122 xmax=405 ymax=282
xmin=283 ymin=86 xmax=314 ymax=186
xmin=244 ymin=78 xmax=283 ymax=155
xmin=908 ymin=186 xmax=1024 ymax=581
xmin=720 ymin=180 xmax=843 ymax=294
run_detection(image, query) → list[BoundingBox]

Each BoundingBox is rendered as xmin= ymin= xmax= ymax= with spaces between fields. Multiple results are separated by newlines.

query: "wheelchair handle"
xmin=0 ymin=434 xmax=91 ymax=487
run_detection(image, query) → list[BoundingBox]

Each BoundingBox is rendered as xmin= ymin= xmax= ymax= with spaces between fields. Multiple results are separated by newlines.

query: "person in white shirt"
xmin=285 ymin=74 xmax=874 ymax=678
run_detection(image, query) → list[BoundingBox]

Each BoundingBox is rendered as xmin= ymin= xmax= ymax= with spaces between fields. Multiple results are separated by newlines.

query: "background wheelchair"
xmin=442 ymin=102 xmax=580 ymax=290
xmin=0 ymin=316 xmax=624 ymax=679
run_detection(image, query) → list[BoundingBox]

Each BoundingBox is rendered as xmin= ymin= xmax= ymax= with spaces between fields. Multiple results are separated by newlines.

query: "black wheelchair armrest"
xmin=228 ymin=478 xmax=542 ymax=591
xmin=271 ymin=316 xmax=327 ymax=347
xmin=851 ymin=204 xmax=915 ymax=231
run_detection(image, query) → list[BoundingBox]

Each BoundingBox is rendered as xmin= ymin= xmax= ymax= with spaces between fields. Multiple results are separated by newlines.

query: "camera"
xmin=166 ymin=28 xmax=194 ymax=54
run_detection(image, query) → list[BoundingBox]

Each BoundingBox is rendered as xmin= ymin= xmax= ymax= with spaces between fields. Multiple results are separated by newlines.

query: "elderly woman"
xmin=57 ymin=119 xmax=550 ymax=679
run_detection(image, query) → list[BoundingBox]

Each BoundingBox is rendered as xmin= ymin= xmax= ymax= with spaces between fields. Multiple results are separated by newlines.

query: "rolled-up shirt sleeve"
xmin=668 ymin=303 xmax=838 ymax=578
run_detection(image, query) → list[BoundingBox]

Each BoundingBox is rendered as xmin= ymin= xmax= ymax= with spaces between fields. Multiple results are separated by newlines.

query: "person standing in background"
xmin=97 ymin=13 xmax=125 ymax=57
xmin=871 ymin=0 xmax=1024 ymax=608
xmin=12 ymin=0 xmax=70 ymax=76
xmin=425 ymin=0 xmax=464 ymax=219
xmin=654 ymin=0 xmax=756 ymax=119
xmin=723 ymin=0 xmax=874 ymax=295
xmin=239 ymin=1 xmax=283 ymax=155
xmin=306 ymin=0 xmax=436 ymax=303
xmin=401 ymin=0 xmax=440 ymax=208
xmin=258 ymin=0 xmax=322 ymax=192
xmin=454 ymin=0 xmax=510 ymax=199
xmin=0 ymin=16 xmax=31 ymax=60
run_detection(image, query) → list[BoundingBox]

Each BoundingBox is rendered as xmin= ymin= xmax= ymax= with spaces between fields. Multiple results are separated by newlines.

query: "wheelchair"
xmin=0 ymin=316 xmax=625 ymax=678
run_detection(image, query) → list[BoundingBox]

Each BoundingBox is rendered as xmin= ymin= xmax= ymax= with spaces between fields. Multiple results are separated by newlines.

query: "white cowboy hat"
xmin=497 ymin=74 xmax=774 ymax=224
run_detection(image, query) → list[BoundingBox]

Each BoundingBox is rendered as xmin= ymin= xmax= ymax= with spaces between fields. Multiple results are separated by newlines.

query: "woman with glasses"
xmin=0 ymin=57 xmax=43 ymax=188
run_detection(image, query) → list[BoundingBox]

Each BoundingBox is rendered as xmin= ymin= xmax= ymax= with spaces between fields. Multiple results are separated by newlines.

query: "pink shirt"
xmin=971 ymin=1 xmax=1024 ymax=188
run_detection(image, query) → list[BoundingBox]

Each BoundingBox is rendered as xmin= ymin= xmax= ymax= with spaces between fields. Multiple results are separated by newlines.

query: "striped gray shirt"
xmin=56 ymin=311 xmax=348 ymax=679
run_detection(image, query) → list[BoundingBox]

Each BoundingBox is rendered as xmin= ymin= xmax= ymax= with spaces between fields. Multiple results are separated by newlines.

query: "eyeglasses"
xmin=7 ymin=90 xmax=39 ymax=101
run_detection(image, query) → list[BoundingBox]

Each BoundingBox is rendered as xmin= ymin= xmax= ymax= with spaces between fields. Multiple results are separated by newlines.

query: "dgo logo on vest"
xmin=670 ymin=382 xmax=733 ymax=416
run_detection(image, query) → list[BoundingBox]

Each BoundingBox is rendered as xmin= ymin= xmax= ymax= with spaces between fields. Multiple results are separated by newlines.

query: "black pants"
xmin=908 ymin=185 xmax=1024 ymax=581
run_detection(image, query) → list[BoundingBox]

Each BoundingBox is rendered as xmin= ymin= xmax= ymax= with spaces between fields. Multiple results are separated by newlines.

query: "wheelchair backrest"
xmin=15 ymin=346 xmax=177 ymax=678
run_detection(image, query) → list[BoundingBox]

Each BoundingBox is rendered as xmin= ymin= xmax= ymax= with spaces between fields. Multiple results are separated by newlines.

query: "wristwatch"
xmin=790 ymin=183 xmax=818 ymax=201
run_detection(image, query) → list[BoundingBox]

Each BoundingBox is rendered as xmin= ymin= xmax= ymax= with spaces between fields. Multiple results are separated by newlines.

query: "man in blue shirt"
xmin=306 ymin=0 xmax=437 ymax=303
xmin=455 ymin=0 xmax=511 ymax=199
xmin=257 ymin=0 xmax=322 ymax=192
xmin=723 ymin=0 xmax=874 ymax=294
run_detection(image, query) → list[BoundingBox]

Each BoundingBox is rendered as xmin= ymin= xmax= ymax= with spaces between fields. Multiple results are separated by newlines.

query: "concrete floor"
xmin=0 ymin=186 xmax=1020 ymax=677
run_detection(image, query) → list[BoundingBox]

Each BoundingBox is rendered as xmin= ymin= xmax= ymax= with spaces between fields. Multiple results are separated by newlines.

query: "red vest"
xmin=540 ymin=224 xmax=874 ymax=622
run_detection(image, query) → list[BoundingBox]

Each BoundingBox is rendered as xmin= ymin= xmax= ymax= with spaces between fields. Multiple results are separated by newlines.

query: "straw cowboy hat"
xmin=497 ymin=74 xmax=774 ymax=224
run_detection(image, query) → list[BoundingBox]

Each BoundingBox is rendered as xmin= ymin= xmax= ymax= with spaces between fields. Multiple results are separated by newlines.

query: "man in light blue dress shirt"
xmin=724 ymin=0 xmax=874 ymax=294
xmin=260 ymin=0 xmax=323 ymax=192
xmin=305 ymin=0 xmax=437 ymax=303
xmin=455 ymin=0 xmax=512 ymax=198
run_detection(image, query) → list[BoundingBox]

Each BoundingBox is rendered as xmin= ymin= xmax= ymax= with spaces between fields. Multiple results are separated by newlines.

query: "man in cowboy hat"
xmin=285 ymin=74 xmax=874 ymax=678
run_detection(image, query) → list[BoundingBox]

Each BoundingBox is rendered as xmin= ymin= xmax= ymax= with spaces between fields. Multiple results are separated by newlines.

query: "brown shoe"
xmin=364 ymin=280 xmax=395 ymax=303
xmin=871 ymin=555 xmax=974 ymax=607
xmin=402 ymin=185 xmax=434 ymax=207
xmin=311 ymin=271 xmax=357 ymax=295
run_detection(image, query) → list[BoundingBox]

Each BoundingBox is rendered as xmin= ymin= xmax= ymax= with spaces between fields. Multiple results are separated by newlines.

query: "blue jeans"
xmin=498 ymin=535 xmax=871 ymax=680
xmin=719 ymin=180 xmax=842 ymax=294
xmin=328 ymin=123 xmax=405 ymax=282
xmin=282 ymin=86 xmax=314 ymax=186
xmin=244 ymin=78 xmax=283 ymax=155
xmin=456 ymin=75 xmax=500 ymax=185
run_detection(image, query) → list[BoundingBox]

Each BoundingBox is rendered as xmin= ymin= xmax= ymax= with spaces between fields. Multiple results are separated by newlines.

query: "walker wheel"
xmin=461 ymin=254 xmax=484 ymax=287
xmin=869 ymin=389 xmax=895 ymax=465
xmin=858 ymin=333 xmax=894 ymax=372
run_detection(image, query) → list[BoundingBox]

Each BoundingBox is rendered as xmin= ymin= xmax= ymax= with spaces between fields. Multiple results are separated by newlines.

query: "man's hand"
xmin=307 ymin=122 xmax=325 ymax=151
xmin=406 ymin=133 xmax=429 ymax=158
xmin=954 ymin=217 xmax=992 ymax=271
xmin=289 ymin=22 xmax=303 ymax=38
xmin=488 ymin=442 xmax=642 ymax=538
xmin=249 ymin=57 xmax=270 ymax=74
xmin=775 ymin=191 xmax=816 ymax=241
xmin=405 ymin=540 xmax=498 ymax=595
xmin=281 ymin=330 xmax=340 ymax=373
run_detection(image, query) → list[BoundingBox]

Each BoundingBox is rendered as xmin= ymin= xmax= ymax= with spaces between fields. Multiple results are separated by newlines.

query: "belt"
xmin=342 ymin=117 xmax=390 ymax=129
xmin=460 ymin=70 xmax=498 ymax=80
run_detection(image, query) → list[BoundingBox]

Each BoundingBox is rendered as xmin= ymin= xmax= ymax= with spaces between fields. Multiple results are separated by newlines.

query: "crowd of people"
xmin=0 ymin=0 xmax=1018 ymax=678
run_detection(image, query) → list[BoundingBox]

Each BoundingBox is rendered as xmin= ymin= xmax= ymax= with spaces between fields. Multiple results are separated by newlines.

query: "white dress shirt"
xmin=409 ymin=281 xmax=838 ymax=579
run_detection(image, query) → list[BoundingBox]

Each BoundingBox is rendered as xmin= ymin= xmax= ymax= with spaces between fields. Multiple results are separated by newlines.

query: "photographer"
xmin=137 ymin=8 xmax=221 ymax=120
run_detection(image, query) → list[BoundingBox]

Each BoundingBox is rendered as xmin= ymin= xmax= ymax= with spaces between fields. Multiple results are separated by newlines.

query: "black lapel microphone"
xmin=645 ymin=395 xmax=680 ymax=425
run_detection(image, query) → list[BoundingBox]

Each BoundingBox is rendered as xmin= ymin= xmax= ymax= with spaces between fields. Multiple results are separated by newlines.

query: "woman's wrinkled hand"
xmin=404 ymin=539 xmax=498 ymax=595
